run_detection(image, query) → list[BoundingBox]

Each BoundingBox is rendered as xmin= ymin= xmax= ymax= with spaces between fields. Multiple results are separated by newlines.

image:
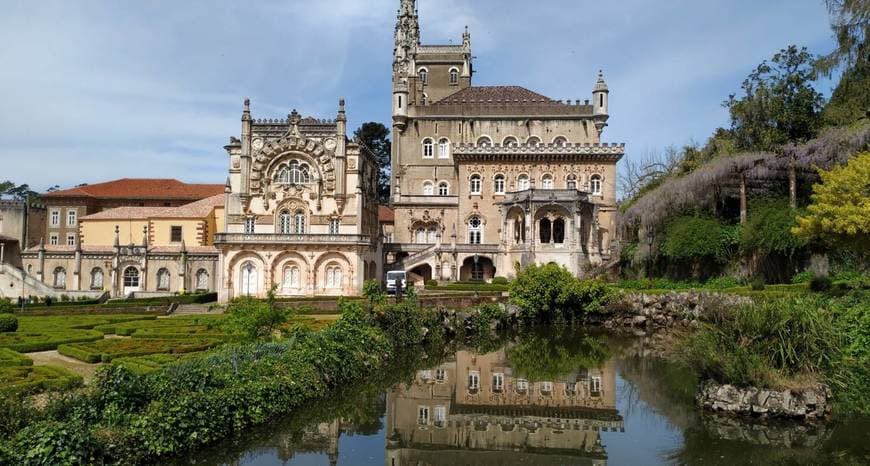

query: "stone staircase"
xmin=391 ymin=244 xmax=440 ymax=271
xmin=171 ymin=303 xmax=223 ymax=316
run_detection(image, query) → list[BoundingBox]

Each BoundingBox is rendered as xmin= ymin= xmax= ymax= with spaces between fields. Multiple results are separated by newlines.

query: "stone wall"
xmin=697 ymin=381 xmax=831 ymax=420
xmin=603 ymin=291 xmax=752 ymax=329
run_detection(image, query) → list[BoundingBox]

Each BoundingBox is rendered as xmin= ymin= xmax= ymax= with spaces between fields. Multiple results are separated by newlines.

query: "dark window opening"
xmin=539 ymin=218 xmax=551 ymax=244
xmin=170 ymin=226 xmax=183 ymax=242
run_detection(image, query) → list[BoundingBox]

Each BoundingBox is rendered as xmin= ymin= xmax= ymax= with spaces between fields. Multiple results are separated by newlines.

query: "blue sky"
xmin=0 ymin=0 xmax=836 ymax=191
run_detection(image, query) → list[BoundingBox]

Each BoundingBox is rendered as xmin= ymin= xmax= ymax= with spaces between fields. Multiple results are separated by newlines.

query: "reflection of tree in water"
xmin=507 ymin=328 xmax=611 ymax=382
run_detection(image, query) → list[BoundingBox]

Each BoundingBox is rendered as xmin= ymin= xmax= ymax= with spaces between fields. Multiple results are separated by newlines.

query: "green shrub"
xmin=0 ymin=330 xmax=104 ymax=352
xmin=509 ymin=263 xmax=616 ymax=321
xmin=491 ymin=277 xmax=509 ymax=285
xmin=0 ymin=366 xmax=83 ymax=396
xmin=792 ymin=270 xmax=814 ymax=283
xmin=59 ymin=338 xmax=220 ymax=363
xmin=810 ymin=275 xmax=833 ymax=292
xmin=750 ymin=277 xmax=766 ymax=291
xmin=0 ymin=314 xmax=18 ymax=332
xmin=222 ymin=292 xmax=292 ymax=341
xmin=0 ymin=299 xmax=13 ymax=313
xmin=661 ymin=215 xmax=739 ymax=262
xmin=704 ymin=276 xmax=740 ymax=290
xmin=424 ymin=279 xmax=438 ymax=287
xmin=740 ymin=197 xmax=806 ymax=256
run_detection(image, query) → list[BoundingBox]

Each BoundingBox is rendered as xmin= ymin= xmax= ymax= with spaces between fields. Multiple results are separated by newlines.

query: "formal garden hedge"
xmin=110 ymin=354 xmax=190 ymax=375
xmin=0 ymin=314 xmax=18 ymax=332
xmin=0 ymin=329 xmax=105 ymax=353
xmin=106 ymin=292 xmax=218 ymax=307
xmin=58 ymin=338 xmax=221 ymax=363
xmin=0 ymin=365 xmax=82 ymax=396
xmin=0 ymin=348 xmax=32 ymax=367
xmin=0 ymin=297 xmax=446 ymax=464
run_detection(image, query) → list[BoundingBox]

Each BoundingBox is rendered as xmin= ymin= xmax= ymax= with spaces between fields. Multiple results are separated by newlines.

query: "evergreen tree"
xmin=353 ymin=122 xmax=392 ymax=203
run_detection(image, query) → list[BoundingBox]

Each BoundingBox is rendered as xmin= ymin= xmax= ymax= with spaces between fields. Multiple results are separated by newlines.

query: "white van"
xmin=385 ymin=270 xmax=407 ymax=294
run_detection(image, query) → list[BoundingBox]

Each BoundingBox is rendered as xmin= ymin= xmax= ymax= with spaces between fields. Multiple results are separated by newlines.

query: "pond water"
xmin=170 ymin=328 xmax=870 ymax=466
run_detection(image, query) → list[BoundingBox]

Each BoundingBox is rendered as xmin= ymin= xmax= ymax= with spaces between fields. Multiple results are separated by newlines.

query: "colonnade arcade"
xmin=498 ymin=190 xmax=602 ymax=255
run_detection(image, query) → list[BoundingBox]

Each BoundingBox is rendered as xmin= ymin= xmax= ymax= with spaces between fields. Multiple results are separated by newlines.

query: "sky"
xmin=0 ymin=0 xmax=837 ymax=191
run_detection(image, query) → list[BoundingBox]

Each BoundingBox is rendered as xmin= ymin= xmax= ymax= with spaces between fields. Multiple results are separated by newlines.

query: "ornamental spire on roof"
xmin=393 ymin=0 xmax=419 ymax=80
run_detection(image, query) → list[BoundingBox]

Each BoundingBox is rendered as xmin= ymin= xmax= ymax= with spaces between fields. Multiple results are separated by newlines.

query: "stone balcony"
xmin=214 ymin=233 xmax=373 ymax=246
xmin=499 ymin=188 xmax=592 ymax=204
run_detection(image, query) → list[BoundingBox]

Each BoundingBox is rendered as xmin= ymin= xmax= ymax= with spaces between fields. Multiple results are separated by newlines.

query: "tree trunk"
xmin=788 ymin=160 xmax=797 ymax=209
xmin=739 ymin=174 xmax=747 ymax=225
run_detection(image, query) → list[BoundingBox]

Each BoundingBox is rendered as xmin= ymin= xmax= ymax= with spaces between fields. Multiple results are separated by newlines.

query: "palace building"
xmin=215 ymin=99 xmax=381 ymax=301
xmin=386 ymin=0 xmax=624 ymax=284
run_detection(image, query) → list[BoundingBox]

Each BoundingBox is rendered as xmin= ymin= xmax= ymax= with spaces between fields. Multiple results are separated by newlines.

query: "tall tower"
xmin=392 ymin=0 xmax=419 ymax=130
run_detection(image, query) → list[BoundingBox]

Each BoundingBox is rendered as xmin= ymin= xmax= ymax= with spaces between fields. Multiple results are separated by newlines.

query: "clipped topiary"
xmin=491 ymin=276 xmax=509 ymax=285
xmin=0 ymin=314 xmax=18 ymax=332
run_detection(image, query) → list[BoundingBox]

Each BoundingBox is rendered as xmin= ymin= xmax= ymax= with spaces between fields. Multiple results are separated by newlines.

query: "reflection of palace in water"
xmin=385 ymin=349 xmax=624 ymax=465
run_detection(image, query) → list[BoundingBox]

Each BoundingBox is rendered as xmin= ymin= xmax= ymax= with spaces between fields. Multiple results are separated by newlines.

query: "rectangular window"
xmin=492 ymin=373 xmax=504 ymax=392
xmin=50 ymin=210 xmax=60 ymax=226
xmin=329 ymin=219 xmax=340 ymax=235
xmin=468 ymin=371 xmax=480 ymax=391
xmin=67 ymin=210 xmax=77 ymax=227
xmin=418 ymin=406 xmax=429 ymax=425
xmin=49 ymin=234 xmax=59 ymax=245
xmin=66 ymin=234 xmax=76 ymax=246
xmin=170 ymin=226 xmax=183 ymax=242
xmin=541 ymin=381 xmax=553 ymax=394
xmin=420 ymin=370 xmax=432 ymax=381
xmin=244 ymin=218 xmax=255 ymax=234
xmin=516 ymin=378 xmax=529 ymax=393
xmin=435 ymin=368 xmax=447 ymax=383
xmin=590 ymin=376 xmax=602 ymax=395
xmin=434 ymin=406 xmax=446 ymax=427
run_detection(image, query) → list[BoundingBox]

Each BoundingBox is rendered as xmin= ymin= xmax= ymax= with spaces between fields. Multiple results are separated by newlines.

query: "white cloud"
xmin=0 ymin=0 xmax=836 ymax=191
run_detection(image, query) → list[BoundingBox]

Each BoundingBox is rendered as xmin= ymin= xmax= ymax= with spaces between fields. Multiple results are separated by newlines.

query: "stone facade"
xmin=0 ymin=200 xmax=45 ymax=268
xmin=387 ymin=0 xmax=624 ymax=284
xmin=216 ymin=100 xmax=380 ymax=301
xmin=386 ymin=346 xmax=621 ymax=465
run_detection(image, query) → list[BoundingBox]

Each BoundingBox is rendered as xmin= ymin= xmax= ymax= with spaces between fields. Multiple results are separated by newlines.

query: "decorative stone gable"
xmin=249 ymin=136 xmax=337 ymax=196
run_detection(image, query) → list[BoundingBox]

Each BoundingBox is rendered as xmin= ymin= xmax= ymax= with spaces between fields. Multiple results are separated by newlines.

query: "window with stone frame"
xmin=494 ymin=174 xmax=505 ymax=194
xmin=244 ymin=217 xmax=256 ymax=234
xmin=294 ymin=211 xmax=306 ymax=234
xmin=448 ymin=67 xmax=459 ymax=85
xmin=53 ymin=267 xmax=66 ymax=288
xmin=49 ymin=234 xmax=58 ymax=246
xmin=67 ymin=209 xmax=77 ymax=227
xmin=66 ymin=234 xmax=76 ymax=246
xmin=156 ymin=268 xmax=170 ymax=291
xmin=438 ymin=182 xmax=449 ymax=196
xmin=422 ymin=138 xmax=434 ymax=158
xmin=590 ymin=174 xmax=602 ymax=195
xmin=469 ymin=174 xmax=482 ymax=194
xmin=467 ymin=216 xmax=483 ymax=244
xmin=567 ymin=174 xmax=578 ymax=190
xmin=422 ymin=181 xmax=434 ymax=196
xmin=50 ymin=210 xmax=60 ymax=226
xmin=328 ymin=218 xmax=340 ymax=235
xmin=278 ymin=211 xmax=292 ymax=234
xmin=170 ymin=226 xmax=183 ymax=243
xmin=90 ymin=268 xmax=104 ymax=290
xmin=195 ymin=269 xmax=209 ymax=291
xmin=517 ymin=174 xmax=530 ymax=191
xmin=438 ymin=138 xmax=450 ymax=158
xmin=541 ymin=174 xmax=554 ymax=190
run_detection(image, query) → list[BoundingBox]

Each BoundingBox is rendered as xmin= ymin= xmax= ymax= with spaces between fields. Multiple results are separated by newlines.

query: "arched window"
xmin=422 ymin=181 xmax=434 ymax=196
xmin=494 ymin=174 xmax=505 ymax=194
xmin=240 ymin=261 xmax=257 ymax=296
xmin=527 ymin=136 xmax=541 ymax=146
xmin=421 ymin=93 xmax=428 ymax=105
xmin=517 ymin=174 xmax=530 ymax=191
xmin=428 ymin=227 xmax=438 ymax=243
xmin=53 ymin=267 xmax=66 ymax=288
xmin=567 ymin=174 xmax=577 ymax=190
xmin=278 ymin=211 xmax=292 ymax=234
xmin=553 ymin=218 xmax=566 ymax=244
xmin=326 ymin=265 xmax=343 ymax=289
xmin=553 ymin=136 xmax=568 ymax=146
xmin=449 ymin=67 xmax=459 ymax=85
xmin=274 ymin=160 xmax=310 ymax=184
xmin=468 ymin=216 xmax=483 ymax=244
xmin=283 ymin=265 xmax=300 ymax=290
xmin=195 ymin=269 xmax=209 ymax=291
xmin=438 ymin=182 xmax=449 ymax=196
xmin=469 ymin=174 xmax=482 ymax=195
xmin=422 ymin=138 xmax=434 ymax=158
xmin=294 ymin=211 xmax=306 ymax=234
xmin=90 ymin=268 xmax=104 ymax=290
xmin=416 ymin=227 xmax=427 ymax=244
xmin=418 ymin=68 xmax=428 ymax=84
xmin=156 ymin=268 xmax=170 ymax=291
xmin=438 ymin=138 xmax=450 ymax=158
xmin=502 ymin=136 xmax=518 ymax=147
xmin=541 ymin=174 xmax=554 ymax=190
xmin=123 ymin=267 xmax=139 ymax=288
xmin=476 ymin=136 xmax=492 ymax=146
xmin=590 ymin=174 xmax=602 ymax=195
xmin=539 ymin=218 xmax=552 ymax=244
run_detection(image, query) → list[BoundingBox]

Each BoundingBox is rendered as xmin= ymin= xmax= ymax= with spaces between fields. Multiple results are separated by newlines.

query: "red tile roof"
xmin=81 ymin=194 xmax=225 ymax=221
xmin=378 ymin=206 xmax=395 ymax=223
xmin=435 ymin=86 xmax=555 ymax=104
xmin=42 ymin=179 xmax=224 ymax=200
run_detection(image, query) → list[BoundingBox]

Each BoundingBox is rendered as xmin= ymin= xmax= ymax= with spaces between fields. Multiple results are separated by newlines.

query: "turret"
xmin=592 ymin=71 xmax=610 ymax=136
xmin=593 ymin=70 xmax=609 ymax=116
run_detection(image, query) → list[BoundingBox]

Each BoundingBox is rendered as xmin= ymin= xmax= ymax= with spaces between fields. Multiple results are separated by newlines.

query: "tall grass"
xmin=680 ymin=296 xmax=841 ymax=389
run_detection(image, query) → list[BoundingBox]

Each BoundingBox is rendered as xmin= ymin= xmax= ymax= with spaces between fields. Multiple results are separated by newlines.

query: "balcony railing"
xmin=215 ymin=233 xmax=373 ymax=245
xmin=499 ymin=188 xmax=591 ymax=204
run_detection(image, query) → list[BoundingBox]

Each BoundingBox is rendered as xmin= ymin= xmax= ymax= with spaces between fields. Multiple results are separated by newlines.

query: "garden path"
xmin=28 ymin=350 xmax=100 ymax=382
